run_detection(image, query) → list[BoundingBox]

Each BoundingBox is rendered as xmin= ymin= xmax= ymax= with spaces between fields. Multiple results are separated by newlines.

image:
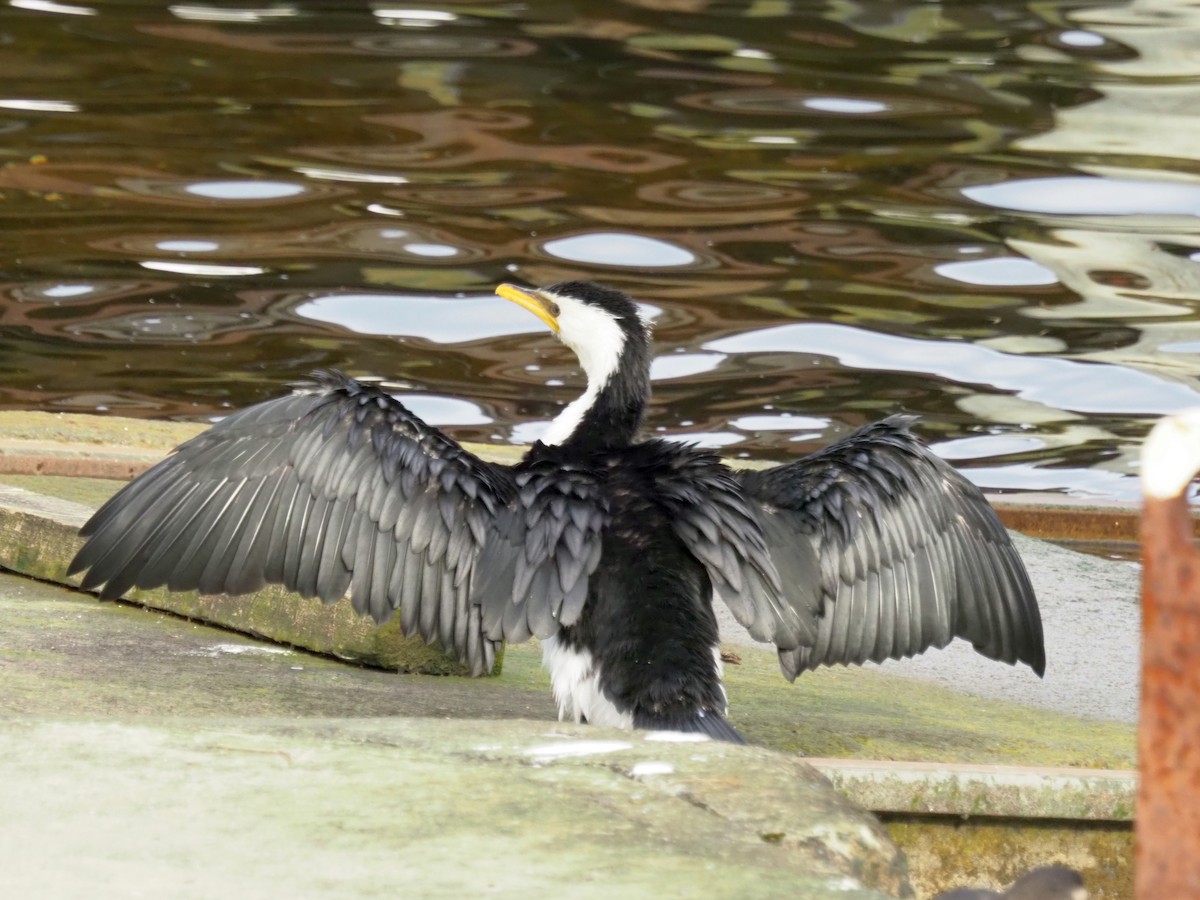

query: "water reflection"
xmin=183 ymin=181 xmax=306 ymax=201
xmin=542 ymin=233 xmax=698 ymax=268
xmin=0 ymin=0 xmax=1199 ymax=500
xmin=964 ymin=177 xmax=1200 ymax=216
xmin=295 ymin=293 xmax=544 ymax=342
xmin=706 ymin=322 xmax=1200 ymax=416
xmin=934 ymin=257 xmax=1058 ymax=287
xmin=11 ymin=1 xmax=97 ymax=16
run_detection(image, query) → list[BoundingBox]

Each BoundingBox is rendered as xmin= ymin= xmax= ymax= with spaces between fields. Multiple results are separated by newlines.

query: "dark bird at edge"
xmin=932 ymin=864 xmax=1086 ymax=900
xmin=69 ymin=281 xmax=1045 ymax=742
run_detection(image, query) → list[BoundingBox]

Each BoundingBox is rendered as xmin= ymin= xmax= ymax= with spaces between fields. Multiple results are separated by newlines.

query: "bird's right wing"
xmin=737 ymin=416 xmax=1045 ymax=679
xmin=649 ymin=442 xmax=817 ymax=651
xmin=69 ymin=371 xmax=516 ymax=675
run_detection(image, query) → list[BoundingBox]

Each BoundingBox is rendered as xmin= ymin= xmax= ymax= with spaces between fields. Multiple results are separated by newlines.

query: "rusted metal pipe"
xmin=1138 ymin=411 xmax=1200 ymax=898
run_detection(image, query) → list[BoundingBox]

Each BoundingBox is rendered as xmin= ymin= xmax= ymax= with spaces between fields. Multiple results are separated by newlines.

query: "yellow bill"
xmin=496 ymin=283 xmax=560 ymax=333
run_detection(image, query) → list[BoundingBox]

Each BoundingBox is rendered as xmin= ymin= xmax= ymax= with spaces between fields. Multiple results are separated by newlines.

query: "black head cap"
xmin=544 ymin=280 xmax=643 ymax=328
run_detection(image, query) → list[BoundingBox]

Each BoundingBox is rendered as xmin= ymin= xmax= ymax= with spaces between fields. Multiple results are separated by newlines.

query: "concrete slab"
xmin=716 ymin=531 xmax=1140 ymax=724
xmin=0 ymin=718 xmax=907 ymax=900
xmin=1 ymin=574 xmax=910 ymax=899
xmin=0 ymin=570 xmax=1135 ymax=769
xmin=0 ymin=481 xmax=483 ymax=677
xmin=0 ymin=563 xmax=1133 ymax=897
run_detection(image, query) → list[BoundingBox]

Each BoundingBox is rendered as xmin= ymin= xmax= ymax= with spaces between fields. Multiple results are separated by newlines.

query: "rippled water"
xmin=3 ymin=0 xmax=1200 ymax=500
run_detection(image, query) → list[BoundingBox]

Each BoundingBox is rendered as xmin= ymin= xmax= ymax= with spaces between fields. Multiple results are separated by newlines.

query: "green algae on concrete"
xmin=0 ymin=414 xmax=528 ymax=677
xmin=0 ymin=481 xmax=488 ymax=676
xmin=2 ymin=573 xmax=1129 ymax=897
xmin=1 ymin=578 xmax=911 ymax=899
xmin=0 ymin=473 xmax=126 ymax=512
xmin=808 ymin=759 xmax=1133 ymax=821
xmin=0 ymin=718 xmax=908 ymax=900
xmin=886 ymin=817 xmax=1131 ymax=900
xmin=0 ymin=475 xmax=1136 ymax=767
xmin=0 ymin=410 xmax=528 ymax=480
xmin=0 ymin=569 xmax=1135 ymax=771
xmin=0 ymin=410 xmax=205 ymax=448
xmin=714 ymin=642 xmax=1135 ymax=770
xmin=0 ymin=574 xmax=539 ymax=722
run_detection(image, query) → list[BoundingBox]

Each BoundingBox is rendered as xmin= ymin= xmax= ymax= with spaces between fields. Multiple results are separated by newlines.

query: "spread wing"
xmin=69 ymin=371 xmax=517 ymax=675
xmin=650 ymin=442 xmax=817 ymax=651
xmin=737 ymin=416 xmax=1045 ymax=679
xmin=473 ymin=448 xmax=607 ymax=643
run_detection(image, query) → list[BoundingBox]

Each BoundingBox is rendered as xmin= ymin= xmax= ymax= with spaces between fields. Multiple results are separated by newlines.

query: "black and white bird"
xmin=69 ymin=281 xmax=1045 ymax=742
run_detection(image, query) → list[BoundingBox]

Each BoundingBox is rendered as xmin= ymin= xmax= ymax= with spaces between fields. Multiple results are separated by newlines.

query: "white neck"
xmin=537 ymin=291 xmax=628 ymax=447
xmin=542 ymin=382 xmax=603 ymax=446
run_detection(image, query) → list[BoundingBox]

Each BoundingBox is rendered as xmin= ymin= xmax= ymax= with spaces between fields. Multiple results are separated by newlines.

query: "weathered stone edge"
xmin=0 ymin=483 xmax=489 ymax=676
xmin=808 ymin=758 xmax=1136 ymax=822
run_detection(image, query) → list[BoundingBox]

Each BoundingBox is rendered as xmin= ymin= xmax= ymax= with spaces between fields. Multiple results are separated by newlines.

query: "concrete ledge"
xmin=808 ymin=759 xmax=1134 ymax=822
xmin=0 ymin=482 xmax=485 ymax=676
xmin=0 ymin=717 xmax=910 ymax=900
xmin=1 ymin=561 xmax=1135 ymax=897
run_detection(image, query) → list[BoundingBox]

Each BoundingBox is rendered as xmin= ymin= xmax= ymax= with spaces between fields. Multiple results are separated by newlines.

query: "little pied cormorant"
xmin=69 ymin=281 xmax=1045 ymax=742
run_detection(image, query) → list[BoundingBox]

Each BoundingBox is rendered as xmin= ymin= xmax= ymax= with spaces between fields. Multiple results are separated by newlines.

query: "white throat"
xmin=538 ymin=292 xmax=629 ymax=446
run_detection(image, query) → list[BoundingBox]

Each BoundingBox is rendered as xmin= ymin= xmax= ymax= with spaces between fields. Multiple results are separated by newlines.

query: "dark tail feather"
xmin=636 ymin=709 xmax=746 ymax=744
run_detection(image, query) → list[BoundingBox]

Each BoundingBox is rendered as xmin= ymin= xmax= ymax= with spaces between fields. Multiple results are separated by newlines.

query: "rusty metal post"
xmin=1138 ymin=473 xmax=1200 ymax=896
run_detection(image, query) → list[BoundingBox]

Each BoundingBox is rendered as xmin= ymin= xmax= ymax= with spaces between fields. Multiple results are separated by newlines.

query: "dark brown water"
xmin=2 ymin=0 xmax=1199 ymax=500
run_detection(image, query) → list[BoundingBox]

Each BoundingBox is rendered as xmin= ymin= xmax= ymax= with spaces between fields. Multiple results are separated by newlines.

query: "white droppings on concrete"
xmin=187 ymin=643 xmax=292 ymax=657
xmin=630 ymin=761 xmax=674 ymax=777
xmin=523 ymin=740 xmax=632 ymax=761
xmin=826 ymin=876 xmax=868 ymax=892
xmin=643 ymin=731 xmax=711 ymax=743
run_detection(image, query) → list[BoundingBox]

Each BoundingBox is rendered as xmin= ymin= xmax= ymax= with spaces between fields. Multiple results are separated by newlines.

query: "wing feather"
xmin=474 ymin=446 xmax=607 ymax=641
xmin=738 ymin=415 xmax=1045 ymax=678
xmin=68 ymin=371 xmax=518 ymax=674
xmin=649 ymin=441 xmax=814 ymax=650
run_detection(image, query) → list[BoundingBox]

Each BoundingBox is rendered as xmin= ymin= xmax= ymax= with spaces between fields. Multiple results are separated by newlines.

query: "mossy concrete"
xmin=1 ymin=572 xmax=544 ymax=722
xmin=0 ymin=410 xmax=526 ymax=676
xmin=885 ymin=818 xmax=1131 ymax=900
xmin=1 ymin=716 xmax=911 ymax=898
xmin=810 ymin=759 xmax=1133 ymax=821
xmin=1 ymin=575 xmax=909 ymax=899
xmin=0 ymin=558 xmax=1135 ymax=770
xmin=0 ymin=481 xmax=485 ymax=676
xmin=0 ymin=409 xmax=527 ymax=479
xmin=2 ymin=566 xmax=1134 ymax=896
xmin=714 ymin=644 xmax=1134 ymax=771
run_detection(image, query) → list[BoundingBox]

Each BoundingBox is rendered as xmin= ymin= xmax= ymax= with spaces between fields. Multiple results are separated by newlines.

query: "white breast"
xmin=540 ymin=635 xmax=729 ymax=729
xmin=541 ymin=634 xmax=634 ymax=729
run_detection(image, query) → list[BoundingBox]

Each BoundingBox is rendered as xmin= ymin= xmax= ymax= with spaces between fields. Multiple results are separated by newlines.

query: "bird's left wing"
xmin=68 ymin=371 xmax=515 ymax=675
xmin=737 ymin=416 xmax=1045 ymax=679
xmin=472 ymin=446 xmax=608 ymax=643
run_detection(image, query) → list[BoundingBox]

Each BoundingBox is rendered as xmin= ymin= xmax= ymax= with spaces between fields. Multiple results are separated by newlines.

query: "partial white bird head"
xmin=1142 ymin=407 xmax=1200 ymax=500
xmin=496 ymin=281 xmax=648 ymax=381
xmin=496 ymin=281 xmax=652 ymax=448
